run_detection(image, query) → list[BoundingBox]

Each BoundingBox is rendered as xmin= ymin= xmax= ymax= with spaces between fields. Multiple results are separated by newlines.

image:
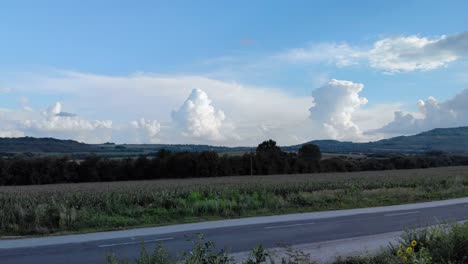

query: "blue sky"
xmin=0 ymin=1 xmax=467 ymax=145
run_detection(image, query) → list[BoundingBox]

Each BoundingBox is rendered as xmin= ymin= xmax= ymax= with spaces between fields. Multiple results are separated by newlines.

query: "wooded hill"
xmin=0 ymin=126 xmax=467 ymax=156
xmin=287 ymin=127 xmax=468 ymax=154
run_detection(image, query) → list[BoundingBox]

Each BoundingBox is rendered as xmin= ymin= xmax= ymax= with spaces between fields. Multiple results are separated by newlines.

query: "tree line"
xmin=0 ymin=139 xmax=467 ymax=186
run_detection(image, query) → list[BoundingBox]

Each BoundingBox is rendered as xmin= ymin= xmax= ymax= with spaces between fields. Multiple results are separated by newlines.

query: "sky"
xmin=0 ymin=0 xmax=467 ymax=146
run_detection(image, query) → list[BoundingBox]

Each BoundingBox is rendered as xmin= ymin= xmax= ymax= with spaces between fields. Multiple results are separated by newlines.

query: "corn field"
xmin=1 ymin=166 xmax=467 ymax=236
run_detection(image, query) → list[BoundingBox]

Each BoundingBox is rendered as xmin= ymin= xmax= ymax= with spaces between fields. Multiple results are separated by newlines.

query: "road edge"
xmin=1 ymin=197 xmax=467 ymax=249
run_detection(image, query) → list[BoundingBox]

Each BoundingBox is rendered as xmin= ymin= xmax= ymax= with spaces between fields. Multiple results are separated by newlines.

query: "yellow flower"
xmin=411 ymin=240 xmax=417 ymax=247
xmin=397 ymin=249 xmax=404 ymax=256
xmin=402 ymin=255 xmax=408 ymax=261
xmin=406 ymin=247 xmax=414 ymax=253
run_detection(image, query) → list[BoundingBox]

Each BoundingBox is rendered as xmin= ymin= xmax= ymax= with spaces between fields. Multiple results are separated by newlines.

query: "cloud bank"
xmin=1 ymin=71 xmax=317 ymax=145
xmin=2 ymin=69 xmax=465 ymax=145
xmin=130 ymin=118 xmax=161 ymax=143
xmin=371 ymin=89 xmax=468 ymax=135
xmin=368 ymin=32 xmax=467 ymax=73
xmin=22 ymin=102 xmax=112 ymax=132
xmin=278 ymin=31 xmax=468 ymax=74
xmin=0 ymin=101 xmax=113 ymax=143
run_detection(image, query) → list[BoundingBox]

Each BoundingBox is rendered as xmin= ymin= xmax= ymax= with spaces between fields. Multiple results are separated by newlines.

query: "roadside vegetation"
xmin=1 ymin=166 xmax=467 ymax=236
xmin=105 ymin=223 xmax=468 ymax=264
xmin=334 ymin=222 xmax=468 ymax=264
xmin=106 ymin=234 xmax=321 ymax=264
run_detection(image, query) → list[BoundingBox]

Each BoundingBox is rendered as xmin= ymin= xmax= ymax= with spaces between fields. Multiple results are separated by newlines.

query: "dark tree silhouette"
xmin=0 ymin=139 xmax=466 ymax=186
xmin=256 ymin=139 xmax=281 ymax=154
xmin=298 ymin=144 xmax=322 ymax=162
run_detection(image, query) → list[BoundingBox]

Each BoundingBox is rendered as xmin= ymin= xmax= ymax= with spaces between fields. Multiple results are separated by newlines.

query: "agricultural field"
xmin=1 ymin=166 xmax=468 ymax=237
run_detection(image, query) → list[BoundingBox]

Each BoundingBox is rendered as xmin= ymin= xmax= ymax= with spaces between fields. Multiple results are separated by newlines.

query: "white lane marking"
xmin=384 ymin=211 xmax=420 ymax=217
xmin=264 ymin=222 xmax=315 ymax=229
xmin=98 ymin=237 xmax=174 ymax=248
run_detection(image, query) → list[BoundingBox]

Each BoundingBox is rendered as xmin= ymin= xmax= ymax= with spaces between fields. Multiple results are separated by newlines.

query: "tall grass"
xmin=1 ymin=167 xmax=467 ymax=236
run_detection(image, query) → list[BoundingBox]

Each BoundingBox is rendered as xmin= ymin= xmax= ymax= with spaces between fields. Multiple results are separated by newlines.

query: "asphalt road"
xmin=1 ymin=199 xmax=467 ymax=264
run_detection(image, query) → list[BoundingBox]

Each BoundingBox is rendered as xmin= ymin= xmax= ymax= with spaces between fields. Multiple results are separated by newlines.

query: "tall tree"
xmin=196 ymin=151 xmax=219 ymax=177
xmin=255 ymin=139 xmax=283 ymax=175
xmin=256 ymin=139 xmax=281 ymax=154
xmin=298 ymin=144 xmax=322 ymax=162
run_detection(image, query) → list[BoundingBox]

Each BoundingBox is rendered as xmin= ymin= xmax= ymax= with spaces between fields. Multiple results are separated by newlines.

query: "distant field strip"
xmin=0 ymin=166 xmax=467 ymax=236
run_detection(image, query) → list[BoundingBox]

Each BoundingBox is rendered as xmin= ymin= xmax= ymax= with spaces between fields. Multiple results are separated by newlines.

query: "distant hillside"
xmin=0 ymin=137 xmax=98 ymax=153
xmin=0 ymin=127 xmax=467 ymax=156
xmin=0 ymin=137 xmax=250 ymax=157
xmin=285 ymin=127 xmax=468 ymax=154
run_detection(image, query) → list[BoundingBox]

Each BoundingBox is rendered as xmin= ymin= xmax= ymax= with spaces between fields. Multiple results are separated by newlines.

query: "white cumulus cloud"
xmin=172 ymin=89 xmax=226 ymax=141
xmin=1 ymin=70 xmax=400 ymax=145
xmin=370 ymin=89 xmax=468 ymax=135
xmin=309 ymin=79 xmax=368 ymax=140
xmin=1 ymin=71 xmax=315 ymax=145
xmin=368 ymin=33 xmax=466 ymax=73
xmin=15 ymin=102 xmax=113 ymax=143
xmin=276 ymin=31 xmax=468 ymax=74
xmin=47 ymin=101 xmax=63 ymax=116
xmin=130 ymin=118 xmax=161 ymax=143
xmin=22 ymin=102 xmax=112 ymax=132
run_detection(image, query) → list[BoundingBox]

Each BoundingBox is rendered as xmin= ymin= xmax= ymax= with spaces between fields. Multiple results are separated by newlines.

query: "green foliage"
xmin=397 ymin=223 xmax=468 ymax=263
xmin=244 ymin=246 xmax=270 ymax=264
xmin=335 ymin=223 xmax=468 ymax=264
xmin=182 ymin=234 xmax=233 ymax=264
xmin=134 ymin=243 xmax=172 ymax=264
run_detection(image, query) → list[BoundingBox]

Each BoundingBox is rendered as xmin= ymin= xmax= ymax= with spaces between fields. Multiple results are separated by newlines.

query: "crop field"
xmin=1 ymin=166 xmax=468 ymax=237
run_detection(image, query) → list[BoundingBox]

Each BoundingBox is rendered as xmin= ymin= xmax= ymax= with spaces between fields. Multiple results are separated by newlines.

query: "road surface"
xmin=1 ymin=198 xmax=467 ymax=264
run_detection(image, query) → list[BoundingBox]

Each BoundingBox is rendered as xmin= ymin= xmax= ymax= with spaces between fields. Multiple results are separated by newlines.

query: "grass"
xmin=1 ymin=166 xmax=468 ymax=236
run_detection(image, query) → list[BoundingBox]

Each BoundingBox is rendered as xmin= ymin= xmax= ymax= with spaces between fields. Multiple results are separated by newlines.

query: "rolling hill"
xmin=0 ymin=126 xmax=467 ymax=156
xmin=286 ymin=127 xmax=468 ymax=154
